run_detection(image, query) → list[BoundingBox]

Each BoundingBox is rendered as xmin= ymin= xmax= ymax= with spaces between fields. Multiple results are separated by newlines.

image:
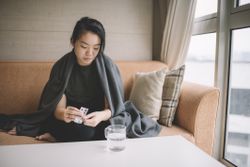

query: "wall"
xmin=0 ymin=0 xmax=153 ymax=61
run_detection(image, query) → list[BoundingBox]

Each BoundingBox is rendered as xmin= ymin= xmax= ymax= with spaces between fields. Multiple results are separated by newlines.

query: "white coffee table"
xmin=0 ymin=135 xmax=225 ymax=167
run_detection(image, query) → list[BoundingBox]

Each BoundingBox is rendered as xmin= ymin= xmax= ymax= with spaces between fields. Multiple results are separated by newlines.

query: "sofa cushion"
xmin=159 ymin=65 xmax=185 ymax=127
xmin=129 ymin=69 xmax=167 ymax=120
xmin=158 ymin=125 xmax=195 ymax=144
xmin=0 ymin=126 xmax=195 ymax=146
xmin=116 ymin=61 xmax=168 ymax=100
xmin=0 ymin=131 xmax=48 ymax=145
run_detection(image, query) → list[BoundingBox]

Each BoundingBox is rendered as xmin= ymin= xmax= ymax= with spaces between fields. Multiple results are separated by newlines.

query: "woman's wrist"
xmin=54 ymin=108 xmax=66 ymax=121
xmin=103 ymin=109 xmax=112 ymax=121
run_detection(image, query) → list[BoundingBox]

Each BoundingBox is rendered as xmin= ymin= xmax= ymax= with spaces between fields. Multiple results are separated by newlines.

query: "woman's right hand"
xmin=63 ymin=106 xmax=83 ymax=123
xmin=54 ymin=94 xmax=82 ymax=123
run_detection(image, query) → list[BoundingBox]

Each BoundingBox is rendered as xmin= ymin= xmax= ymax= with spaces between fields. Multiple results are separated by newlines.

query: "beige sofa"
xmin=0 ymin=61 xmax=219 ymax=155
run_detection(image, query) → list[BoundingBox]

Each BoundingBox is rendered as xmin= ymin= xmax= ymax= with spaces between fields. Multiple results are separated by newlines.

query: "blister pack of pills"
xmin=74 ymin=107 xmax=89 ymax=124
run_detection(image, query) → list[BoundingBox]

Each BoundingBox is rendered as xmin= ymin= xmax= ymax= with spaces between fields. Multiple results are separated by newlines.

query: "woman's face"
xmin=73 ymin=32 xmax=101 ymax=66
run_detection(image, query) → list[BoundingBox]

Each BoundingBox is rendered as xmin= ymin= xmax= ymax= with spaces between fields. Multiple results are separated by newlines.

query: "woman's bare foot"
xmin=8 ymin=127 xmax=16 ymax=135
xmin=35 ymin=133 xmax=56 ymax=142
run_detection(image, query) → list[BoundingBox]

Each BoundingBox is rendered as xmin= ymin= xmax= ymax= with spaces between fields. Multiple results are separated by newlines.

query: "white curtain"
xmin=159 ymin=0 xmax=196 ymax=69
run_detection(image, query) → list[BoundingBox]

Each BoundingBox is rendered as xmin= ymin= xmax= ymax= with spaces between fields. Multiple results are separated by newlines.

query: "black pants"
xmin=48 ymin=117 xmax=109 ymax=142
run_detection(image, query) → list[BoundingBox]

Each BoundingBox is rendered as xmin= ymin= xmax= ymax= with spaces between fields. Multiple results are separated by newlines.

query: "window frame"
xmin=191 ymin=0 xmax=250 ymax=166
xmin=222 ymin=27 xmax=250 ymax=167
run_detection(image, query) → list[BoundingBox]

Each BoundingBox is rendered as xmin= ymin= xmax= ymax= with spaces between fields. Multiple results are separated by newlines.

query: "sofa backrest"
xmin=116 ymin=61 xmax=168 ymax=100
xmin=0 ymin=62 xmax=53 ymax=115
xmin=0 ymin=61 xmax=167 ymax=115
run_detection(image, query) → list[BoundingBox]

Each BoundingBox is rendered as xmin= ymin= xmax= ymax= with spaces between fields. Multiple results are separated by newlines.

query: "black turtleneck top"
xmin=65 ymin=61 xmax=105 ymax=112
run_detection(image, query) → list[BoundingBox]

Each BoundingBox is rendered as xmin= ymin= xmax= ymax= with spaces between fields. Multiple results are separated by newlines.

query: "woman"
xmin=2 ymin=17 xmax=161 ymax=142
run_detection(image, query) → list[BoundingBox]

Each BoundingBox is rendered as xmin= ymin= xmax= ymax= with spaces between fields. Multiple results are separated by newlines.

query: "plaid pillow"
xmin=159 ymin=65 xmax=185 ymax=127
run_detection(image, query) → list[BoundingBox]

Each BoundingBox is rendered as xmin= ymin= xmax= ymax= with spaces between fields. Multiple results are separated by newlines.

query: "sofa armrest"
xmin=174 ymin=81 xmax=220 ymax=155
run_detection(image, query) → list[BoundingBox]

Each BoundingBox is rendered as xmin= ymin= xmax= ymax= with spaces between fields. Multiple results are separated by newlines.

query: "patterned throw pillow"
xmin=129 ymin=69 xmax=167 ymax=121
xmin=159 ymin=65 xmax=185 ymax=127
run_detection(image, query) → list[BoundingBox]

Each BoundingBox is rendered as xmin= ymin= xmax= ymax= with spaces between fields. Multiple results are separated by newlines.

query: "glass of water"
xmin=104 ymin=125 xmax=126 ymax=152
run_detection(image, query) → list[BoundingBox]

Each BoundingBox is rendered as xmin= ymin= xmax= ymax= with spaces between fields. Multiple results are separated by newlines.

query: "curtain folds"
xmin=154 ymin=0 xmax=196 ymax=69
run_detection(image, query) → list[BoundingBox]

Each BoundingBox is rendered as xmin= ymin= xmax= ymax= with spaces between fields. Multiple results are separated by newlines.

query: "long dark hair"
xmin=71 ymin=17 xmax=106 ymax=55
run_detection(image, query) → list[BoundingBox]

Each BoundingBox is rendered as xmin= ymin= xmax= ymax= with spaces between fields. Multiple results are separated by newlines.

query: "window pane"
xmin=195 ymin=0 xmax=218 ymax=18
xmin=238 ymin=0 xmax=250 ymax=6
xmin=185 ymin=33 xmax=216 ymax=86
xmin=224 ymin=28 xmax=250 ymax=167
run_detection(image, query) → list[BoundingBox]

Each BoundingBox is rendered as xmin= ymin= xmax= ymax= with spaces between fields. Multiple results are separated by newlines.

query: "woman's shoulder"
xmin=48 ymin=51 xmax=75 ymax=80
xmin=102 ymin=54 xmax=113 ymax=62
xmin=55 ymin=51 xmax=73 ymax=64
xmin=53 ymin=51 xmax=74 ymax=69
xmin=102 ymin=54 xmax=117 ymax=68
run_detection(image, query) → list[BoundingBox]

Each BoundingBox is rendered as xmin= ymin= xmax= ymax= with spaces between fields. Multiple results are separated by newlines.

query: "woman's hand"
xmin=63 ymin=106 xmax=83 ymax=123
xmin=83 ymin=109 xmax=111 ymax=127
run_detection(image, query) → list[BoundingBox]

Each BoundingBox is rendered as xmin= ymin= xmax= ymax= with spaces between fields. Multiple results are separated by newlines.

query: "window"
xmin=195 ymin=0 xmax=217 ymax=18
xmin=224 ymin=28 xmax=250 ymax=167
xmin=189 ymin=0 xmax=250 ymax=167
xmin=185 ymin=33 xmax=216 ymax=86
xmin=238 ymin=0 xmax=250 ymax=6
xmin=186 ymin=0 xmax=218 ymax=86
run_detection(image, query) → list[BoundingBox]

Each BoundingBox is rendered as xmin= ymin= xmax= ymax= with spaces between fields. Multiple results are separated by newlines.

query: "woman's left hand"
xmin=83 ymin=109 xmax=111 ymax=127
